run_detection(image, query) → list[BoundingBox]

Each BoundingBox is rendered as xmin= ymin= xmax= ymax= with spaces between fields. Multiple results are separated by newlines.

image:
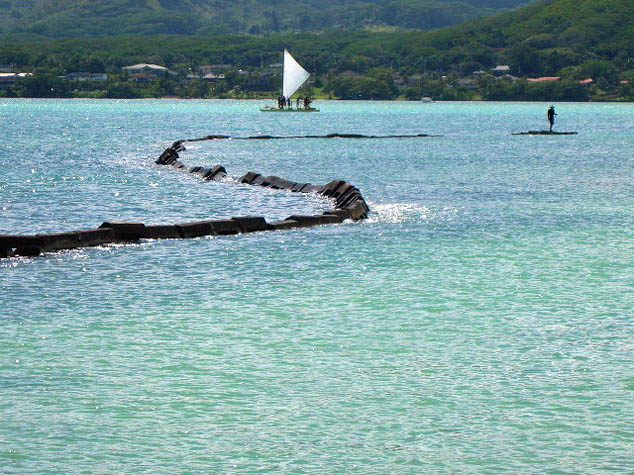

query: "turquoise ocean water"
xmin=1 ymin=99 xmax=633 ymax=473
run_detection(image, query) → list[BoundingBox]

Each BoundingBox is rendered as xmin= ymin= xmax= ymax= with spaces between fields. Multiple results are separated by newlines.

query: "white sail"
xmin=282 ymin=49 xmax=310 ymax=99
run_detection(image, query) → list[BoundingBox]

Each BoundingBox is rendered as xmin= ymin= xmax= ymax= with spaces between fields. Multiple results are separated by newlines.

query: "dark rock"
xmin=332 ymin=182 xmax=355 ymax=200
xmin=193 ymin=167 xmax=211 ymax=177
xmin=291 ymin=183 xmax=307 ymax=192
xmin=239 ymin=172 xmax=261 ymax=184
xmin=346 ymin=201 xmax=369 ymax=220
xmin=171 ymin=141 xmax=186 ymax=153
xmin=144 ymin=225 xmax=182 ymax=239
xmin=171 ymin=161 xmax=185 ymax=169
xmin=0 ymin=236 xmax=40 ymax=254
xmin=210 ymin=220 xmax=241 ymax=235
xmin=37 ymin=228 xmax=117 ymax=251
xmin=269 ymin=220 xmax=305 ymax=231
xmin=14 ymin=246 xmax=41 ymax=257
xmin=335 ymin=190 xmax=360 ymax=208
xmin=0 ymin=247 xmax=14 ymax=258
xmin=36 ymin=232 xmax=82 ymax=251
xmin=76 ymin=228 xmax=117 ymax=247
xmin=325 ymin=209 xmax=354 ymax=221
xmin=175 ymin=221 xmax=214 ymax=238
xmin=231 ymin=216 xmax=270 ymax=233
xmin=335 ymin=193 xmax=358 ymax=209
xmin=0 ymin=235 xmax=43 ymax=250
xmin=299 ymin=184 xmax=320 ymax=194
xmin=156 ymin=147 xmax=178 ymax=165
xmin=336 ymin=191 xmax=362 ymax=209
xmin=320 ymin=180 xmax=346 ymax=197
xmin=99 ymin=222 xmax=146 ymax=241
xmin=319 ymin=212 xmax=345 ymax=224
xmin=203 ymin=165 xmax=227 ymax=181
xmin=267 ymin=176 xmax=296 ymax=190
xmin=351 ymin=199 xmax=370 ymax=214
xmin=211 ymin=170 xmax=227 ymax=181
xmin=285 ymin=215 xmax=341 ymax=226
xmin=277 ymin=178 xmax=296 ymax=190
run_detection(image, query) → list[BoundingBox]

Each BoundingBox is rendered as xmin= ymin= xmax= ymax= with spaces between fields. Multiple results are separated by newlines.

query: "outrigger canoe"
xmin=260 ymin=106 xmax=319 ymax=112
xmin=261 ymin=49 xmax=318 ymax=112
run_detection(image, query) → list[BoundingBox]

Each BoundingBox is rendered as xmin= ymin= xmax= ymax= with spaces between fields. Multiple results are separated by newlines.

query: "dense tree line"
xmin=3 ymin=66 xmax=629 ymax=102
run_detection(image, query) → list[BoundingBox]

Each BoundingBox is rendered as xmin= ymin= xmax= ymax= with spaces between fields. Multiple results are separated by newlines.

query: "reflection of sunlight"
xmin=368 ymin=203 xmax=460 ymax=224
xmin=368 ymin=203 xmax=430 ymax=223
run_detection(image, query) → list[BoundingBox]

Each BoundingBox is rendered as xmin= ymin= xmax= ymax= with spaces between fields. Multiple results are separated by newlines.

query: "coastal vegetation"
xmin=1 ymin=0 xmax=632 ymax=101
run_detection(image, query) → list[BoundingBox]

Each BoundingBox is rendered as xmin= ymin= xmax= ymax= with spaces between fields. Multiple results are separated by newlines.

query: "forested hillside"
xmin=1 ymin=0 xmax=632 ymax=101
xmin=0 ymin=0 xmax=527 ymax=39
xmin=395 ymin=0 xmax=634 ymax=75
xmin=3 ymin=0 xmax=630 ymax=72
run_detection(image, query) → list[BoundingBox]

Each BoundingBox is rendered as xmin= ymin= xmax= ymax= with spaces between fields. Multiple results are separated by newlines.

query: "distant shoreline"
xmin=1 ymin=97 xmax=631 ymax=103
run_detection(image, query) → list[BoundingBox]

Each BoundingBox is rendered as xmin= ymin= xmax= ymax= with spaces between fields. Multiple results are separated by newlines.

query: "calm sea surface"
xmin=1 ymin=99 xmax=633 ymax=473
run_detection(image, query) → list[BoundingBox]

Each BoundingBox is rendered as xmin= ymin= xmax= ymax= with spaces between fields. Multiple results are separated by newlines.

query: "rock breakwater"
xmin=1 ymin=137 xmax=370 ymax=259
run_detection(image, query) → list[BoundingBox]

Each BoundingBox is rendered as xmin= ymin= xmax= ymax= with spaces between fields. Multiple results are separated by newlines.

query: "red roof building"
xmin=527 ymin=76 xmax=561 ymax=82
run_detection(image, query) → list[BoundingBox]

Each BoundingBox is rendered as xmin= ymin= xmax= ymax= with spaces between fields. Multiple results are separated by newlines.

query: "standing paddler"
xmin=548 ymin=105 xmax=557 ymax=132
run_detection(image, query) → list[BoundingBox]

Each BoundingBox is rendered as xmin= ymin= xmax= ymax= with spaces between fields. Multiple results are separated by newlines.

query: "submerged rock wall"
xmin=1 ymin=138 xmax=370 ymax=259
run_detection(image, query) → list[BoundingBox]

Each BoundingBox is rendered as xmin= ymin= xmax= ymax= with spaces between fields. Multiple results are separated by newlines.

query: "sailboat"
xmin=261 ymin=49 xmax=319 ymax=112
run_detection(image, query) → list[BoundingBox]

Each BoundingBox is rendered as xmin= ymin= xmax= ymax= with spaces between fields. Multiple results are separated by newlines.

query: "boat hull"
xmin=260 ymin=107 xmax=319 ymax=112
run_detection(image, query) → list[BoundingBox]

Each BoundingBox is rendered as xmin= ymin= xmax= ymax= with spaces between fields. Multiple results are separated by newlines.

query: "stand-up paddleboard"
xmin=512 ymin=130 xmax=578 ymax=135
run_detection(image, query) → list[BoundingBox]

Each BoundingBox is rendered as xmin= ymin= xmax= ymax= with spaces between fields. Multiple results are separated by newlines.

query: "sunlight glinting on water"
xmin=1 ymin=99 xmax=633 ymax=473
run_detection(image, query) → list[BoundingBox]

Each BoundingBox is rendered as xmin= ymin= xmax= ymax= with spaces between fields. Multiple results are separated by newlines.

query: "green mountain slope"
xmin=425 ymin=0 xmax=633 ymax=52
xmin=0 ymin=0 xmax=528 ymax=39
xmin=3 ymin=0 xmax=629 ymax=73
xmin=1 ymin=0 xmax=632 ymax=100
xmin=389 ymin=0 xmax=634 ymax=71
